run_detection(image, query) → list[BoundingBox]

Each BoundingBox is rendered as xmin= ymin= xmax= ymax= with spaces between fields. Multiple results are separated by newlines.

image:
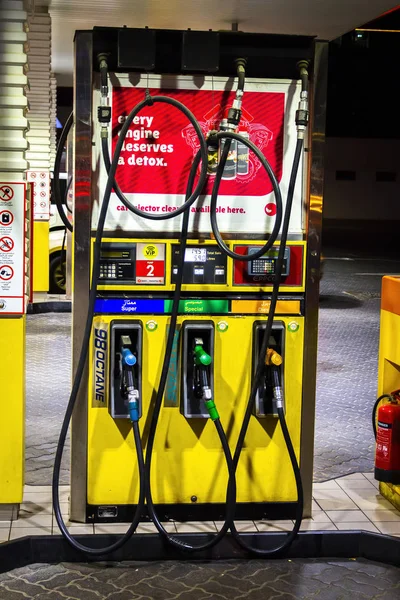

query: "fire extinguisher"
xmin=373 ymin=390 xmax=400 ymax=484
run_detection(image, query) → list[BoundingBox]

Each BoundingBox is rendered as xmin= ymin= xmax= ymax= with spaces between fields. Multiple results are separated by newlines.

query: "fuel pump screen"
xmin=247 ymin=247 xmax=290 ymax=278
xmin=98 ymin=242 xmax=136 ymax=283
xmin=101 ymin=250 xmax=130 ymax=259
xmin=184 ymin=248 xmax=207 ymax=263
xmin=171 ymin=245 xmax=227 ymax=285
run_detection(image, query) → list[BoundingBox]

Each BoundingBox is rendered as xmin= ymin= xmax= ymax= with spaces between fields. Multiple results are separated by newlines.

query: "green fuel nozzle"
xmin=192 ymin=340 xmax=218 ymax=419
xmin=194 ymin=344 xmax=212 ymax=366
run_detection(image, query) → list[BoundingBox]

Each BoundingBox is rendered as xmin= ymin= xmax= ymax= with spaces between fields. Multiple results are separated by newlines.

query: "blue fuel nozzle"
xmin=121 ymin=347 xmax=136 ymax=367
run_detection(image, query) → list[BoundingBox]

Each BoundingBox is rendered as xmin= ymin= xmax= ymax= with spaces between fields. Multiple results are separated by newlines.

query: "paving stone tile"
xmin=175 ymin=521 xmax=217 ymax=533
xmin=2 ymin=559 xmax=399 ymax=599
xmin=376 ymin=521 xmax=400 ymax=536
xmin=335 ymin=521 xmax=380 ymax=532
xmin=363 ymin=509 xmax=400 ymax=522
xmin=326 ymin=510 xmax=369 ymax=523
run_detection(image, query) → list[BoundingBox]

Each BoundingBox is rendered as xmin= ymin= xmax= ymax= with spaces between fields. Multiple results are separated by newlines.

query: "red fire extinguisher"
xmin=373 ymin=390 xmax=400 ymax=484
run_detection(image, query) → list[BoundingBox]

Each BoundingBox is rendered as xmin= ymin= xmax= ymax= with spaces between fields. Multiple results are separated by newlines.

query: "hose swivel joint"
xmin=205 ymin=398 xmax=219 ymax=421
xmin=296 ymin=60 xmax=309 ymax=139
xmin=128 ymin=388 xmax=140 ymax=422
xmin=97 ymin=53 xmax=111 ymax=128
xmin=97 ymin=53 xmax=110 ymax=99
xmin=221 ymin=57 xmax=247 ymax=131
xmin=271 ymin=365 xmax=284 ymax=410
xmin=273 ymin=384 xmax=284 ymax=410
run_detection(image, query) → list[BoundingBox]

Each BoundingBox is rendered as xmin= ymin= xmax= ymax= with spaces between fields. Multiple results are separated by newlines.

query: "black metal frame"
xmin=86 ymin=502 xmax=298 ymax=523
xmin=27 ymin=302 xmax=71 ymax=314
xmin=0 ymin=532 xmax=399 ymax=574
xmin=91 ymin=27 xmax=315 ymax=79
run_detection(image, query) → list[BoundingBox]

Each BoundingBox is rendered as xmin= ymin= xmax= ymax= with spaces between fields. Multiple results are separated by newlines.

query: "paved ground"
xmin=25 ymin=251 xmax=400 ymax=485
xmin=315 ymin=253 xmax=400 ymax=480
xmin=26 ymin=312 xmax=71 ymax=485
xmin=0 ymin=559 xmax=399 ymax=599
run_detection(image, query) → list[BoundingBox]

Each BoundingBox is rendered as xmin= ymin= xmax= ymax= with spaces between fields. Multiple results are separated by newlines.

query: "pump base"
xmin=0 ymin=531 xmax=399 ymax=574
xmin=86 ymin=502 xmax=298 ymax=523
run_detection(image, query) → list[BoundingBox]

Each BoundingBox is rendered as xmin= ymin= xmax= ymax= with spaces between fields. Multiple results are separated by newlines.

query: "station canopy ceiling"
xmin=35 ymin=0 xmax=398 ymax=83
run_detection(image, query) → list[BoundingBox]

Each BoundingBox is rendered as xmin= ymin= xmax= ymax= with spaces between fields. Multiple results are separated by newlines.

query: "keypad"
xmin=251 ymin=260 xmax=275 ymax=274
xmin=99 ymin=262 xmax=117 ymax=279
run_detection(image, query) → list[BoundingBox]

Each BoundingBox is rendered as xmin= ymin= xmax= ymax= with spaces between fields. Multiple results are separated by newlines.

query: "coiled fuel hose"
xmin=100 ymin=77 xmax=285 ymax=553
xmin=229 ymin=136 xmax=305 ymax=556
xmin=54 ymin=63 xmax=305 ymax=556
xmin=52 ymin=95 xmax=209 ymax=555
xmin=53 ymin=111 xmax=73 ymax=232
xmin=211 ymin=62 xmax=308 ymax=555
xmin=102 ymin=145 xmax=238 ymax=554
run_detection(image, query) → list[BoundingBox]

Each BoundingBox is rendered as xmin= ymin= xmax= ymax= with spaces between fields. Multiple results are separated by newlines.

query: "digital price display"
xmin=184 ymin=248 xmax=207 ymax=263
xmin=171 ymin=244 xmax=227 ymax=285
xmin=101 ymin=250 xmax=130 ymax=259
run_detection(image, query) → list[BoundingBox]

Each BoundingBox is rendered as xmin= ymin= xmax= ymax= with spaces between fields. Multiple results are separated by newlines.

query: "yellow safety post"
xmin=377 ymin=276 xmax=400 ymax=510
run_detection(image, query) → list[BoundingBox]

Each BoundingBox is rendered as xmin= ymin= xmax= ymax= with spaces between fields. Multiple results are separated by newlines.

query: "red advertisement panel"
xmin=112 ymin=87 xmax=284 ymax=198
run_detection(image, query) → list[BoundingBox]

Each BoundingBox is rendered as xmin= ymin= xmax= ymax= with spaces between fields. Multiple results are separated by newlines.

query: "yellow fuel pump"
xmin=52 ymin=27 xmax=325 ymax=557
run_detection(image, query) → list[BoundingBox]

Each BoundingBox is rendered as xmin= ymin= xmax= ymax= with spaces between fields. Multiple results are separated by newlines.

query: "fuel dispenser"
xmin=52 ymin=28 xmax=327 ymax=556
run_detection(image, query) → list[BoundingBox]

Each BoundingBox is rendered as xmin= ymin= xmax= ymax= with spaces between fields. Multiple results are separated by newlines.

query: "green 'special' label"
xmin=164 ymin=299 xmax=229 ymax=314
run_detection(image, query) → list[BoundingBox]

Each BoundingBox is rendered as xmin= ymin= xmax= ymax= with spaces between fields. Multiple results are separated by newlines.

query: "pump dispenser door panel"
xmin=109 ymin=320 xmax=143 ymax=419
xmin=181 ymin=321 xmax=214 ymax=418
xmin=252 ymin=321 xmax=285 ymax=417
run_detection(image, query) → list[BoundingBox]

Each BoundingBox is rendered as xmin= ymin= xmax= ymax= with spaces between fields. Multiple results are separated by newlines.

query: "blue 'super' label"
xmin=95 ymin=299 xmax=165 ymax=314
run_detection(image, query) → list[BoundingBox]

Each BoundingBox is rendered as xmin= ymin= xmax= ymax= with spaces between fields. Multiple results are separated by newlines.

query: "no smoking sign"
xmin=0 ymin=185 xmax=14 ymax=201
xmin=0 ymin=236 xmax=14 ymax=252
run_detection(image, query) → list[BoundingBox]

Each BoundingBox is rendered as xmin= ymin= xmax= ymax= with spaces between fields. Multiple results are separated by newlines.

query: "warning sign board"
xmin=0 ymin=182 xmax=26 ymax=314
xmin=27 ymin=170 xmax=50 ymax=221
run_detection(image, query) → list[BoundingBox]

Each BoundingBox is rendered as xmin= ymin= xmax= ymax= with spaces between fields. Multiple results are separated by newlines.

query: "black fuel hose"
xmin=53 ymin=94 xmax=210 ymax=555
xmin=65 ymin=176 xmax=73 ymax=214
xmin=143 ymin=151 xmax=237 ymax=553
xmin=100 ymin=94 xmax=299 ymax=554
xmin=210 ymin=132 xmax=283 ymax=261
xmin=236 ymin=59 xmax=246 ymax=92
xmin=228 ymin=137 xmax=304 ymax=555
xmin=52 ymin=144 xmax=145 ymax=554
xmin=101 ymin=96 xmax=208 ymax=220
xmin=54 ymin=111 xmax=73 ymax=232
xmin=102 ymin=111 xmax=236 ymax=552
xmin=372 ymin=394 xmax=393 ymax=439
